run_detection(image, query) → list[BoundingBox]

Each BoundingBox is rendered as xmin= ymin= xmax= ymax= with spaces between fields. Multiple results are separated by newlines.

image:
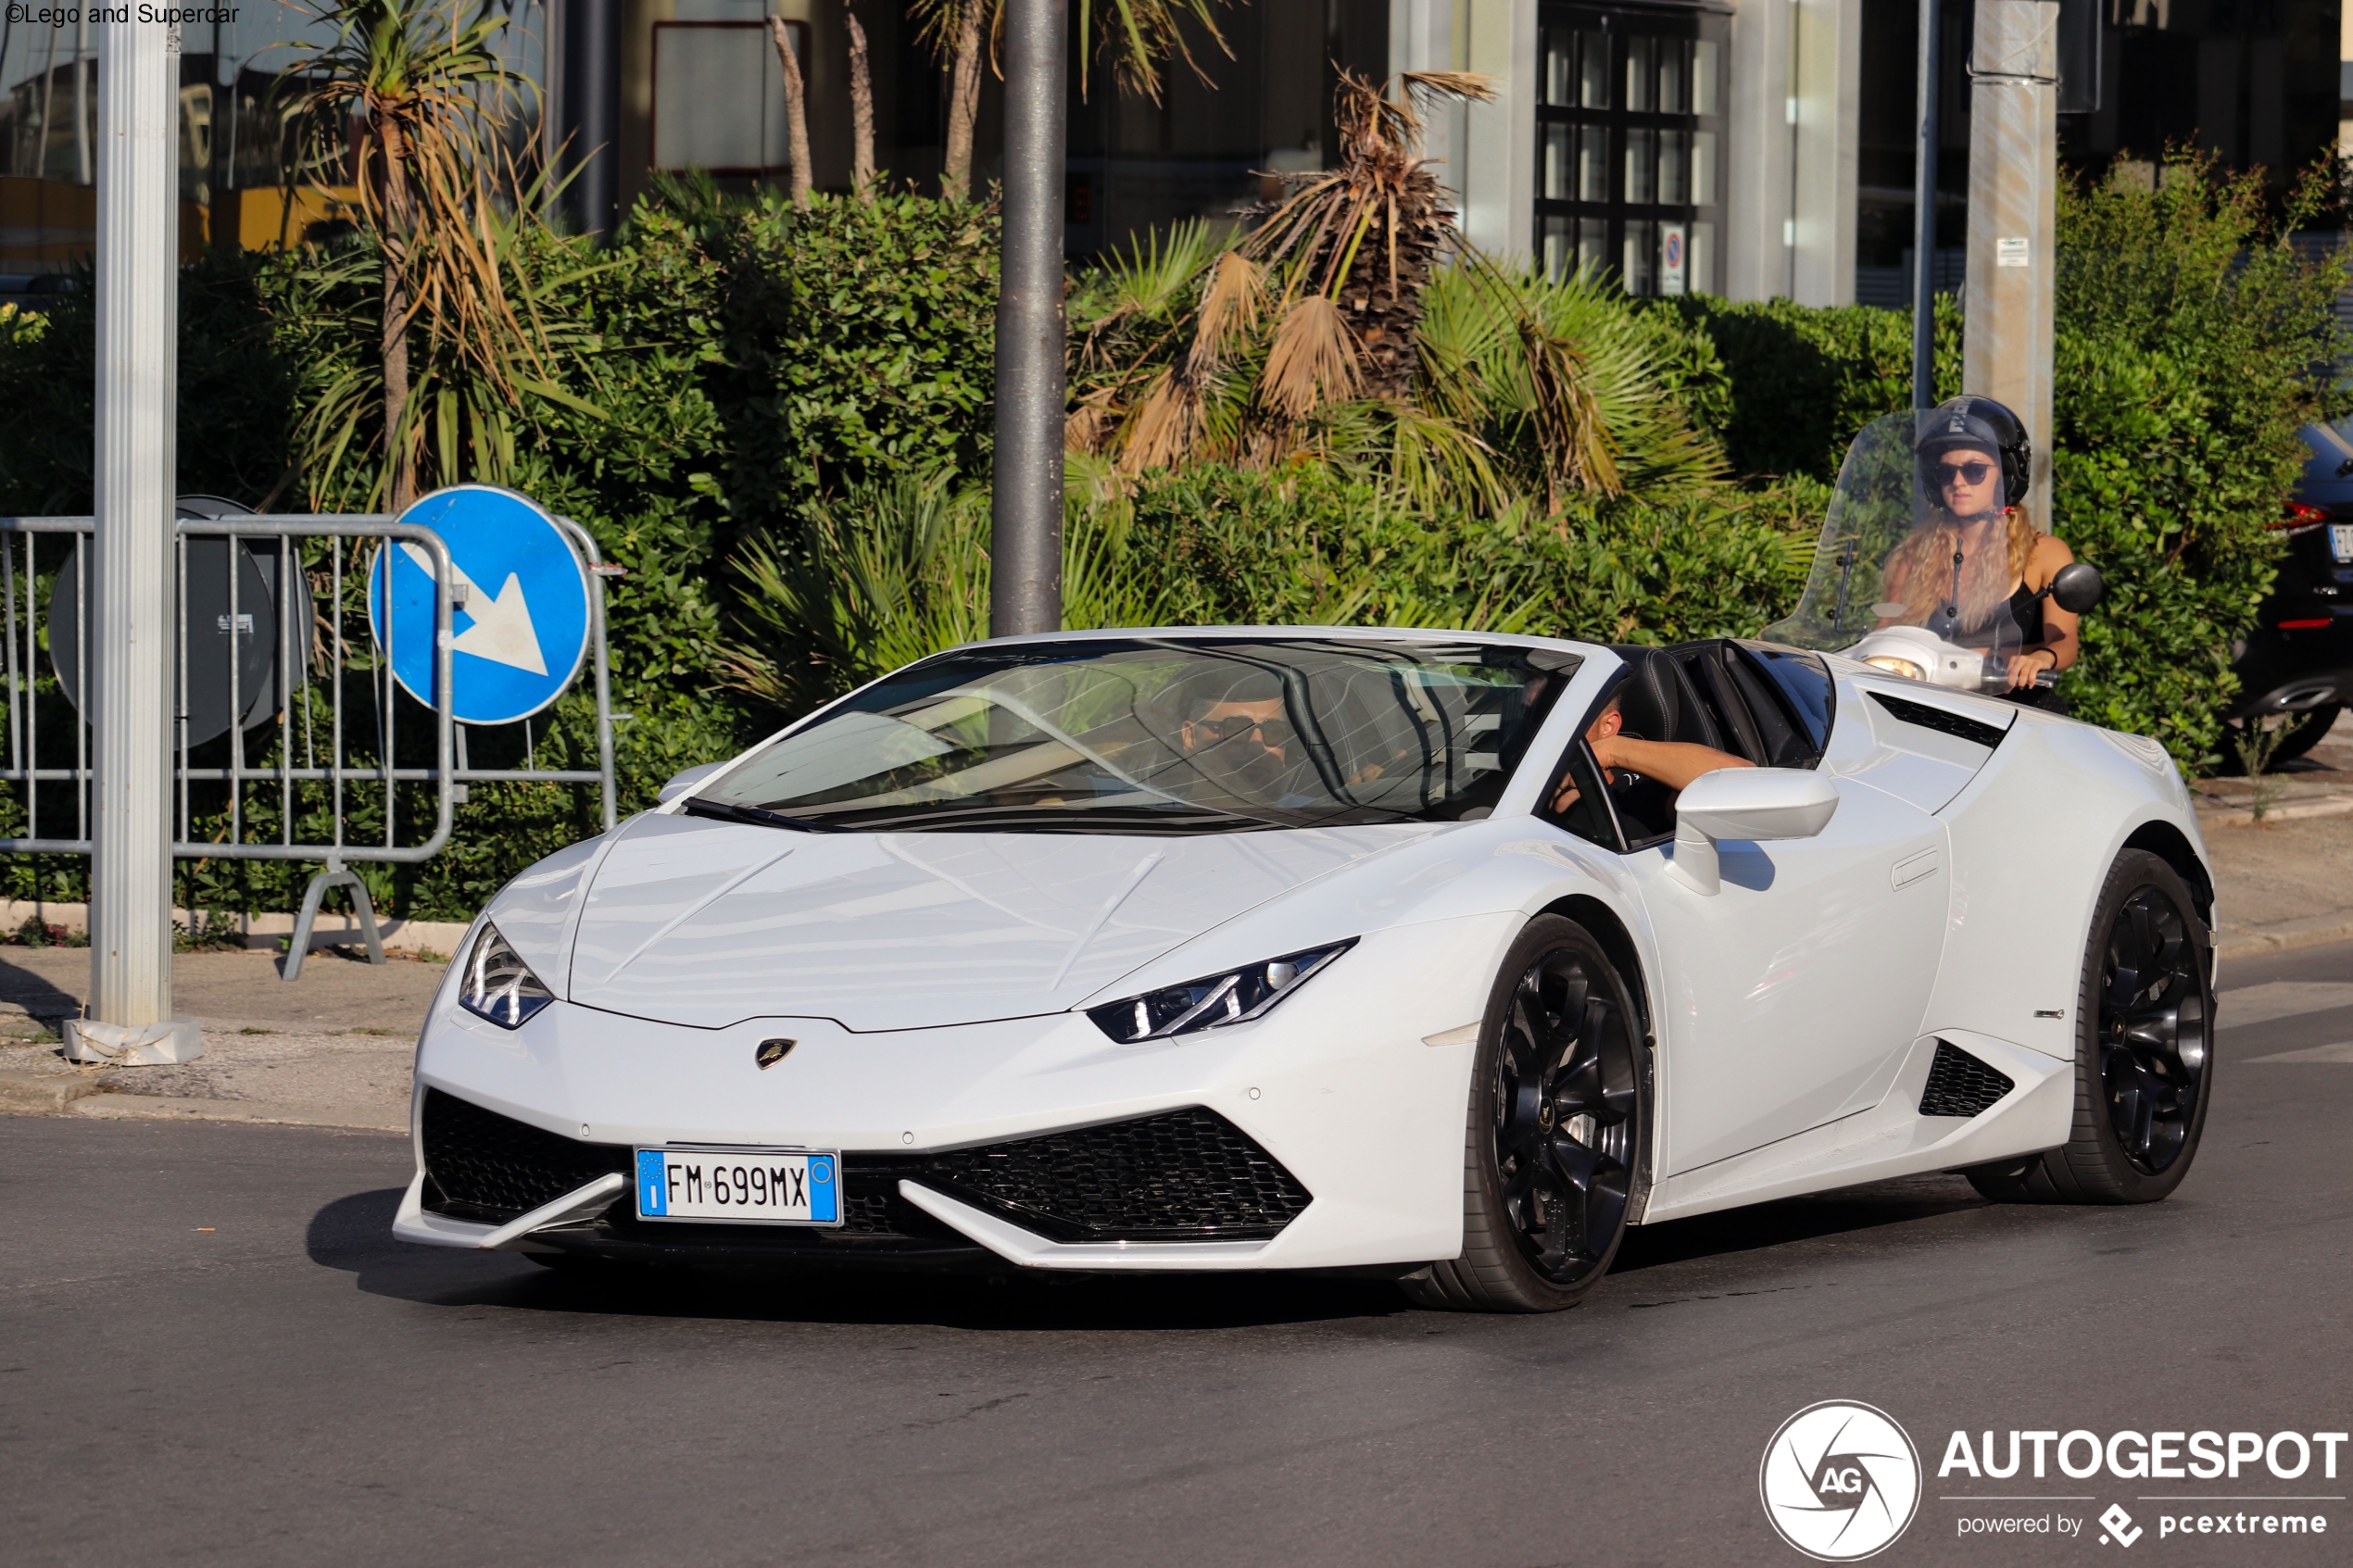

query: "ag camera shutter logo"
xmin=1760 ymin=1400 xmax=1922 ymax=1561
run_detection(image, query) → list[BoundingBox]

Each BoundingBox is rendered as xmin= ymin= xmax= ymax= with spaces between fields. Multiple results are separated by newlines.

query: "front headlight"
xmin=1863 ymin=654 xmax=1927 ymax=682
xmin=1085 ymin=939 xmax=1356 ymax=1043
xmin=458 ymin=922 xmax=556 ymax=1028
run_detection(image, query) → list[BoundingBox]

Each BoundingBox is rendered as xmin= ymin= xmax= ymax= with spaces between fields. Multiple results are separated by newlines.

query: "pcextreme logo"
xmin=1760 ymin=1401 xmax=1924 ymax=1562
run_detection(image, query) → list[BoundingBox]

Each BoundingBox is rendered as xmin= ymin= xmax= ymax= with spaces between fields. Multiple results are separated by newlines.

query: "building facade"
xmin=0 ymin=0 xmax=2344 ymax=305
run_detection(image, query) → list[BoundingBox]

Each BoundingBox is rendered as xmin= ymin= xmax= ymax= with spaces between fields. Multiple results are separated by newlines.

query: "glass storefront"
xmin=1534 ymin=2 xmax=1729 ymax=296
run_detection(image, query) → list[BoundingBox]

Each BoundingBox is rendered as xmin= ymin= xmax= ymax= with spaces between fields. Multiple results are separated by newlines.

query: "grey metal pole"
xmin=990 ymin=0 xmax=1067 ymax=639
xmin=1909 ymin=0 xmax=1942 ymax=410
xmin=90 ymin=18 xmax=178 ymax=1028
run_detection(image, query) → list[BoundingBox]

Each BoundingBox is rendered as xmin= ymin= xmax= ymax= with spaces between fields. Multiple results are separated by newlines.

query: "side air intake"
xmin=1919 ymin=1040 xmax=2016 ymax=1119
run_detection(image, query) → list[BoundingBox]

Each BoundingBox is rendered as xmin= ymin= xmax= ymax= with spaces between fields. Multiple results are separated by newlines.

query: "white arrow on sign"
xmin=400 ymin=542 xmax=547 ymax=677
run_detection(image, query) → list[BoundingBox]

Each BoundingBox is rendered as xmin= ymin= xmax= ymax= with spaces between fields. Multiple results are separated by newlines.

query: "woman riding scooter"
xmin=1876 ymin=396 xmax=2082 ymax=701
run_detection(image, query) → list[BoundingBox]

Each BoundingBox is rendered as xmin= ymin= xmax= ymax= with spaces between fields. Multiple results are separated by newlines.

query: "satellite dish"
xmin=48 ymin=497 xmax=315 ymax=747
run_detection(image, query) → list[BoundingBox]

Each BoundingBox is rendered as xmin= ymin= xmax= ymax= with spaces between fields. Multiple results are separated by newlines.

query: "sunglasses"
xmin=1932 ymin=459 xmax=1995 ymax=487
xmin=1203 ymin=715 xmax=1294 ymax=747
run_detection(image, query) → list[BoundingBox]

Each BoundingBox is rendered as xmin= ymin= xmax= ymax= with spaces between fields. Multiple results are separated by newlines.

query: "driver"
xmin=1879 ymin=396 xmax=2082 ymax=696
xmin=1552 ymin=691 xmax=1752 ymax=818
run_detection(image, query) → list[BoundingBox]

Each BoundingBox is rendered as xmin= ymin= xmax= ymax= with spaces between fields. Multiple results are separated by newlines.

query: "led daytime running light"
xmin=459 ymin=922 xmax=556 ymax=1029
xmin=1087 ymin=939 xmax=1356 ymax=1043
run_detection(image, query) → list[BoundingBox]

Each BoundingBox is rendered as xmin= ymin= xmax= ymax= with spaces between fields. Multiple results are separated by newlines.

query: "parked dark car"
xmin=2220 ymin=420 xmax=2353 ymax=769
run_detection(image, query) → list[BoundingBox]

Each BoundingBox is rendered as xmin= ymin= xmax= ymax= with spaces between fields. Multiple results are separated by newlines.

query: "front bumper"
xmin=395 ymin=915 xmax=1515 ymax=1273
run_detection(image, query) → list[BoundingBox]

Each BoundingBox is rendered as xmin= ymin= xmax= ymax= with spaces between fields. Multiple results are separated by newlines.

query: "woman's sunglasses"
xmin=1932 ymin=459 xmax=1994 ymax=487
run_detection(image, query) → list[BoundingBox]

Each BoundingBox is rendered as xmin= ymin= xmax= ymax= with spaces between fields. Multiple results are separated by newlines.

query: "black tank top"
xmin=2007 ymin=581 xmax=2045 ymax=645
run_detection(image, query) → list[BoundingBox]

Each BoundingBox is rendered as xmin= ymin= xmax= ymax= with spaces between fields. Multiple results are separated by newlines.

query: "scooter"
xmin=1846 ymin=562 xmax=2106 ymax=696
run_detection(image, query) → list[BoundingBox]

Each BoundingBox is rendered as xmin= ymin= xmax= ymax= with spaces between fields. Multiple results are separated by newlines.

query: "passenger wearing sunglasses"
xmin=1879 ymin=396 xmax=2082 ymax=696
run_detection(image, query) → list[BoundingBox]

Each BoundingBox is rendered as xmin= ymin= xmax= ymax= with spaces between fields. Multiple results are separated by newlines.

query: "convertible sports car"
xmin=394 ymin=627 xmax=2216 ymax=1311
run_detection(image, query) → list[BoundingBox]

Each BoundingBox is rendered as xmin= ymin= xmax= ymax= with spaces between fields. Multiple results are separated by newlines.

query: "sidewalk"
xmin=0 ymin=946 xmax=446 ymax=1132
xmin=2195 ymin=710 xmax=2353 ymax=961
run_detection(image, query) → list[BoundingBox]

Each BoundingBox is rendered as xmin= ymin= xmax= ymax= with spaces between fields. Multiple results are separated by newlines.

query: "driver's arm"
xmin=1591 ymin=735 xmax=1754 ymax=792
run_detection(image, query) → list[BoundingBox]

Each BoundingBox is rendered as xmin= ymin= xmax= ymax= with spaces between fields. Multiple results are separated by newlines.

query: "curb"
xmin=2196 ymin=793 xmax=2353 ymax=830
xmin=0 ymin=1070 xmax=104 ymax=1114
xmin=2214 ymin=918 xmax=2353 ymax=963
xmin=69 ymin=1093 xmax=407 ymax=1133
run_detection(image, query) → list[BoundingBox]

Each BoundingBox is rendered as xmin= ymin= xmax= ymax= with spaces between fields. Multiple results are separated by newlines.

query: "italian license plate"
xmin=2333 ymin=524 xmax=2353 ymax=562
xmin=633 ymin=1147 xmax=841 ymax=1226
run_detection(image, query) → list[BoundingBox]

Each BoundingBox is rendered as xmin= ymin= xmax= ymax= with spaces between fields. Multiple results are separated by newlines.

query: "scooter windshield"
xmin=1761 ymin=410 xmax=2024 ymax=673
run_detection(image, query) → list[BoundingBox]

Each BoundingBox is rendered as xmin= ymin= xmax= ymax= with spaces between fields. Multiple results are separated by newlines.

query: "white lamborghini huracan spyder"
xmin=393 ymin=629 xmax=2215 ymax=1311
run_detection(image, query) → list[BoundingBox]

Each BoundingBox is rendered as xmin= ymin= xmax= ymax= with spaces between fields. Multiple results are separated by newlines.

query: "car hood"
xmin=556 ymin=812 xmax=1441 ymax=1030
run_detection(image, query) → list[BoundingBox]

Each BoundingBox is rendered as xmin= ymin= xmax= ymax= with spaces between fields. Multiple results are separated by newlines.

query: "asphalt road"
xmin=6 ymin=942 xmax=2350 ymax=1568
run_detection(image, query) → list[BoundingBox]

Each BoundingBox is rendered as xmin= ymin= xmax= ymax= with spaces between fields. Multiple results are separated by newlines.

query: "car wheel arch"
xmin=2122 ymin=820 xmax=2214 ymax=935
xmin=1532 ymin=893 xmax=1660 ymax=1223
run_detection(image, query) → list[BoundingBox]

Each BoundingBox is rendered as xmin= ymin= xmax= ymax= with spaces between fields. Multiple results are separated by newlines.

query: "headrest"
xmin=1608 ymin=647 xmax=1725 ymax=751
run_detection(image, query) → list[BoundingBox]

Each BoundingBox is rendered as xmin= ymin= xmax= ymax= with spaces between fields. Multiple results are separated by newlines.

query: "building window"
xmin=1535 ymin=6 xmax=1728 ymax=297
xmin=651 ymin=19 xmax=803 ymax=177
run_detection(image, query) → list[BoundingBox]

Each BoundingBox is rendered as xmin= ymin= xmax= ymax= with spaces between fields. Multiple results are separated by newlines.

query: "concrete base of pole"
xmin=62 ymin=1017 xmax=204 ymax=1065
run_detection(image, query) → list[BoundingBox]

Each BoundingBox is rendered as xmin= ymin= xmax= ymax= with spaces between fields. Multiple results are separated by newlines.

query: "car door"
xmin=1550 ymin=646 xmax=1949 ymax=1177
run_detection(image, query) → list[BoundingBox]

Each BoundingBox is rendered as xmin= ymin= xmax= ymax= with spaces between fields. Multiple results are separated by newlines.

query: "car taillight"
xmin=2271 ymin=502 xmax=2330 ymax=530
xmin=2276 ymin=618 xmax=2333 ymax=630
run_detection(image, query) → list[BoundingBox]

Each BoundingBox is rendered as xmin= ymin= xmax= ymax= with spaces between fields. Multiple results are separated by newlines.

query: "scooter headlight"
xmin=458 ymin=922 xmax=556 ymax=1028
xmin=1087 ymin=939 xmax=1356 ymax=1042
xmin=1863 ymin=654 xmax=1927 ymax=682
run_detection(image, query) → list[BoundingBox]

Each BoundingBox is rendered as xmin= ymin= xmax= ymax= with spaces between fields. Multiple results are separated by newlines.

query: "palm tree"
xmin=1066 ymin=70 xmax=1725 ymax=513
xmin=911 ymin=0 xmax=1237 ymax=201
xmin=291 ymin=0 xmax=543 ymax=510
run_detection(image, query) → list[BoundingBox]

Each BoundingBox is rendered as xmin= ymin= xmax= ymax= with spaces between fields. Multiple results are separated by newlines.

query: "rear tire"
xmin=1403 ymin=915 xmax=1648 ymax=1312
xmin=1966 ymin=849 xmax=2212 ymax=1205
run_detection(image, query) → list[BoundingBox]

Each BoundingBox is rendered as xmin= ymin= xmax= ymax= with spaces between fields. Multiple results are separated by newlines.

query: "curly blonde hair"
xmin=1881 ymin=505 xmax=2040 ymax=631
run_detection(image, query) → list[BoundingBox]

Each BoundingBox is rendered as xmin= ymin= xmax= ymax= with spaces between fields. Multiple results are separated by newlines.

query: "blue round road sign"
xmin=369 ymin=485 xmax=591 ymax=725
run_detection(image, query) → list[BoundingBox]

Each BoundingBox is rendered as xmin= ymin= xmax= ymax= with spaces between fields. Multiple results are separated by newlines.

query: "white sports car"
xmin=393 ymin=626 xmax=2216 ymax=1311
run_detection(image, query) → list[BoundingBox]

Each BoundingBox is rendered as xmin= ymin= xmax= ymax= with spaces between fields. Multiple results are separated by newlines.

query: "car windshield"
xmin=692 ymin=637 xmax=1580 ymax=834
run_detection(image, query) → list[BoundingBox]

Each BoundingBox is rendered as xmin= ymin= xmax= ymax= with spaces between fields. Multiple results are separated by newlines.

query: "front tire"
xmin=1403 ymin=915 xmax=1648 ymax=1312
xmin=1967 ymin=849 xmax=2213 ymax=1204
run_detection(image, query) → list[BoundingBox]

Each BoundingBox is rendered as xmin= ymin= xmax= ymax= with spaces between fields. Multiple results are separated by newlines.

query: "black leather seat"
xmin=1608 ymin=646 xmax=1728 ymax=751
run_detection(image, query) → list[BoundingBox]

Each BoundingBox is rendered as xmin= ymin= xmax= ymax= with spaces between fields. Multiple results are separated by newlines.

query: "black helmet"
xmin=1919 ymin=396 xmax=2031 ymax=505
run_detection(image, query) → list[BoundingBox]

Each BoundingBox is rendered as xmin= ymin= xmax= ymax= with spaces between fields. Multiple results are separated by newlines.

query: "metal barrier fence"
xmin=0 ymin=511 xmax=618 ymax=978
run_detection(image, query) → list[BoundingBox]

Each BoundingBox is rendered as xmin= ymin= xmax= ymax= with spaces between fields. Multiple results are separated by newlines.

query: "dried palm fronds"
xmin=1259 ymin=295 xmax=1362 ymax=420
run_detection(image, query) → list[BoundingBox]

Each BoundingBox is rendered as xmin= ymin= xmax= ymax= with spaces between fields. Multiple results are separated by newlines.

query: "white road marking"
xmin=2215 ymin=981 xmax=2353 ymax=1030
xmin=2243 ymin=1041 xmax=2353 ymax=1065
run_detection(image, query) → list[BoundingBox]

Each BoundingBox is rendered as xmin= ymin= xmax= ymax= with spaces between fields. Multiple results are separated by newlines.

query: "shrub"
xmin=1648 ymin=294 xmax=1963 ymax=483
xmin=2048 ymin=157 xmax=2350 ymax=767
xmin=721 ymin=458 xmax=1818 ymax=718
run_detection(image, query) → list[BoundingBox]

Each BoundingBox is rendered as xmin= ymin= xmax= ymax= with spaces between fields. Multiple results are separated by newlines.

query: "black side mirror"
xmin=2049 ymin=561 xmax=2105 ymax=615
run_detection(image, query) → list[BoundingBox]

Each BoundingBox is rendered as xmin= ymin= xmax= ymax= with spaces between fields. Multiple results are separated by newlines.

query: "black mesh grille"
xmin=1870 ymin=691 xmax=2007 ymax=750
xmin=421 ymin=1088 xmax=632 ymax=1223
xmin=419 ymin=1093 xmax=1310 ymax=1247
xmin=1919 ymin=1040 xmax=2016 ymax=1119
xmin=919 ymin=1107 xmax=1313 ymax=1242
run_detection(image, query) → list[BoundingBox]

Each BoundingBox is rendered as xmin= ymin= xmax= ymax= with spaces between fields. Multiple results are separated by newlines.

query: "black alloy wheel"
xmin=1406 ymin=915 xmax=1647 ymax=1311
xmin=2096 ymin=882 xmax=2208 ymax=1175
xmin=1967 ymin=849 xmax=2213 ymax=1205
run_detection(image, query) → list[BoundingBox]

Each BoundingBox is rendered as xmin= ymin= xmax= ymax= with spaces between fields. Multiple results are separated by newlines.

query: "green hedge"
xmin=2047 ymin=161 xmax=2350 ymax=766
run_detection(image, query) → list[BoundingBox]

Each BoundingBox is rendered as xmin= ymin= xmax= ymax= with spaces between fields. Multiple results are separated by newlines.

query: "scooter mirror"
xmin=2049 ymin=561 xmax=2105 ymax=615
